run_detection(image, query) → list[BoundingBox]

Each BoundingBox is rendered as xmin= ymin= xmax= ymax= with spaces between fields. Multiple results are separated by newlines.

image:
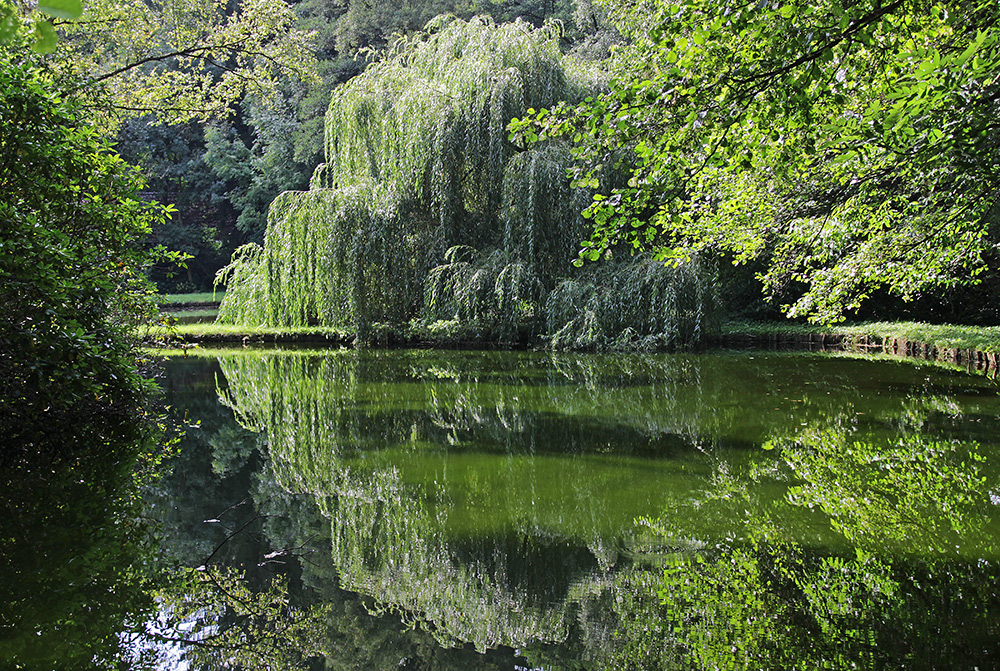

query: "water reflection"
xmin=154 ymin=349 xmax=1000 ymax=669
xmin=614 ymin=403 xmax=1000 ymax=669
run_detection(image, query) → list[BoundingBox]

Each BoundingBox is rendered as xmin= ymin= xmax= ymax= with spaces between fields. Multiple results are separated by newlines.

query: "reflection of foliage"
xmin=605 ymin=393 xmax=1000 ymax=670
xmin=655 ymin=544 xmax=795 ymax=669
xmin=216 ymin=350 xmax=659 ymax=651
xmin=210 ymin=421 xmax=262 ymax=477
xmin=151 ymin=566 xmax=330 ymax=671
xmin=144 ymin=360 xmax=333 ymax=669
xmin=773 ymin=428 xmax=993 ymax=556
xmin=158 ymin=354 xmax=569 ymax=670
xmin=0 ymin=469 xmax=160 ymax=670
xmin=327 ymin=470 xmax=572 ymax=652
xmin=605 ymin=538 xmax=1000 ymax=671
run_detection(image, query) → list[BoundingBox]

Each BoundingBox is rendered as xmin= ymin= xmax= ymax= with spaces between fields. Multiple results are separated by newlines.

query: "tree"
xmin=0 ymin=54 xmax=171 ymax=464
xmin=514 ymin=0 xmax=1000 ymax=322
xmin=26 ymin=0 xmax=317 ymax=129
xmin=0 ymin=54 xmax=173 ymax=669
xmin=203 ymin=95 xmax=313 ymax=241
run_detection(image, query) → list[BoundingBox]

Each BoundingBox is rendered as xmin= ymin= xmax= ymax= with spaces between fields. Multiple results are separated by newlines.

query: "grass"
xmin=165 ymin=309 xmax=219 ymax=318
xmin=157 ymin=291 xmax=224 ymax=305
xmin=723 ymin=319 xmax=1000 ymax=354
xmin=143 ymin=321 xmax=351 ymax=344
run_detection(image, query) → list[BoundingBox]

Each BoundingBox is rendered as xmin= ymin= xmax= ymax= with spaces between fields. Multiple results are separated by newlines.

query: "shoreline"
xmin=144 ymin=320 xmax=1000 ymax=377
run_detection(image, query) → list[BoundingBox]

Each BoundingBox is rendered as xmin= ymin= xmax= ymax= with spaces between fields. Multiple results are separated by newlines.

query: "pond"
xmin=151 ymin=348 xmax=1000 ymax=669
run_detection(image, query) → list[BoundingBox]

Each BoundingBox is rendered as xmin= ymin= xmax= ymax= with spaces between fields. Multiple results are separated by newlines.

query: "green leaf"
xmin=37 ymin=0 xmax=83 ymax=20
xmin=31 ymin=20 xmax=58 ymax=53
xmin=0 ymin=4 xmax=18 ymax=44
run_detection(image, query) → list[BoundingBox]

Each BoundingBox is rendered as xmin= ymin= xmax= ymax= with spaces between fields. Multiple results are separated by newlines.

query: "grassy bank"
xmin=143 ymin=322 xmax=351 ymax=345
xmin=158 ymin=291 xmax=224 ymax=305
xmin=723 ymin=320 xmax=1000 ymax=354
xmin=147 ymin=318 xmax=1000 ymax=357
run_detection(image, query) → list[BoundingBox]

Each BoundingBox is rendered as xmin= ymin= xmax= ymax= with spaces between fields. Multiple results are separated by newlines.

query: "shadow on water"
xmin=140 ymin=349 xmax=1000 ymax=669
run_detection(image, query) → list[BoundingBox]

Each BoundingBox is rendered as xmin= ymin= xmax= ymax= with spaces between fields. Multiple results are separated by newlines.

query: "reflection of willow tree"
xmin=217 ymin=351 xmax=598 ymax=651
xmin=217 ymin=17 xmax=719 ymax=348
xmin=215 ymin=348 xmax=776 ymax=651
xmin=216 ymin=349 xmax=777 ymax=541
xmin=207 ymin=348 xmax=1000 ymax=666
xmin=604 ymin=399 xmax=1000 ymax=670
xmin=219 ymin=347 xmax=935 ymax=459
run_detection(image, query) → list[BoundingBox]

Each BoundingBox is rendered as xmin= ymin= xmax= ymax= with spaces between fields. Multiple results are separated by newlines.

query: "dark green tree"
xmin=115 ymin=118 xmax=240 ymax=292
xmin=0 ymin=53 xmax=173 ymax=669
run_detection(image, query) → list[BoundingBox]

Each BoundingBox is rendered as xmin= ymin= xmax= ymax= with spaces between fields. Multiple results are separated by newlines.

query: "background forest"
xmin=119 ymin=0 xmax=616 ymax=294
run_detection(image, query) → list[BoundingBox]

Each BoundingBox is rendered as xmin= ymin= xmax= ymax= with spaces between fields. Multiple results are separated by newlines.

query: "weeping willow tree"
xmin=218 ymin=15 xmax=720 ymax=347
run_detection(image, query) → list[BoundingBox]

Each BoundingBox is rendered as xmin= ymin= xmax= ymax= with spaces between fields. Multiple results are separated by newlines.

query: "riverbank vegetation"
xmin=152 ymin=318 xmax=1000 ymax=354
xmin=725 ymin=320 xmax=1000 ymax=354
xmin=0 ymin=51 xmax=173 ymax=667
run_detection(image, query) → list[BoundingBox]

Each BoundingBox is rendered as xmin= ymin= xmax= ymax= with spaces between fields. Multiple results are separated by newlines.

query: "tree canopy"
xmin=514 ymin=0 xmax=1000 ymax=322
xmin=218 ymin=16 xmax=720 ymax=348
xmin=2 ymin=0 xmax=317 ymax=129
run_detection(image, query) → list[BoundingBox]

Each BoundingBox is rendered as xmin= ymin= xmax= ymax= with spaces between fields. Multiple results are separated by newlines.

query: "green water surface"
xmin=152 ymin=348 xmax=1000 ymax=669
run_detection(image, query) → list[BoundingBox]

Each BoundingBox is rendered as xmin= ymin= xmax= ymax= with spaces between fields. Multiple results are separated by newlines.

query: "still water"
xmin=153 ymin=348 xmax=1000 ymax=669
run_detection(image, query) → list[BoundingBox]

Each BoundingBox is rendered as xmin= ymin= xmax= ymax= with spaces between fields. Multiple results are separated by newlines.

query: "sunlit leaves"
xmin=45 ymin=0 xmax=317 ymax=129
xmin=518 ymin=0 xmax=1000 ymax=322
xmin=37 ymin=0 xmax=83 ymax=20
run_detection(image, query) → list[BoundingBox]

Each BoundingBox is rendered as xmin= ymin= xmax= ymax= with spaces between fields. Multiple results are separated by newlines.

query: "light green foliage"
xmin=220 ymin=16 xmax=720 ymax=348
xmin=514 ymin=0 xmax=1000 ymax=323
xmin=315 ymin=17 xmax=589 ymax=211
xmin=44 ymin=0 xmax=317 ymax=128
xmin=221 ymin=17 xmax=589 ymax=333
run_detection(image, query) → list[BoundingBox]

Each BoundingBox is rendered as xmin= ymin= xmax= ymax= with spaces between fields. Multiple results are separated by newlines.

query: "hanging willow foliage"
xmin=218 ymin=16 xmax=720 ymax=348
xmin=546 ymin=258 xmax=722 ymax=351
